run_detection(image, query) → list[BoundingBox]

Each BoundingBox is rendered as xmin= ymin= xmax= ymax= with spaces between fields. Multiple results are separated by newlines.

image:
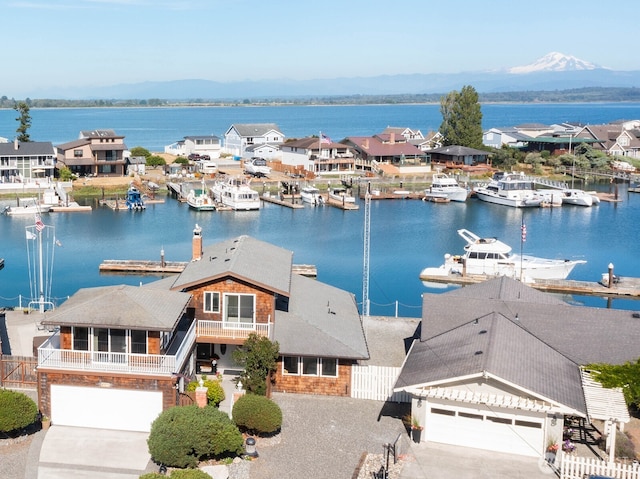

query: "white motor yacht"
xmin=425 ymin=173 xmax=469 ymax=202
xmin=420 ymin=228 xmax=586 ymax=282
xmin=562 ymin=189 xmax=593 ymax=207
xmin=211 ymin=177 xmax=261 ymax=210
xmin=186 ymin=179 xmax=216 ymax=211
xmin=474 ymin=172 xmax=542 ymax=208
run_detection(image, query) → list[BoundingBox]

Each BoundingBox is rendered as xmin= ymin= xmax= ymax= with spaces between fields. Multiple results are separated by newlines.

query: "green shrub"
xmin=169 ymin=470 xmax=212 ymax=479
xmin=139 ymin=474 xmax=164 ymax=479
xmin=0 ymin=389 xmax=38 ymax=433
xmin=232 ymin=394 xmax=282 ymax=435
xmin=615 ymin=430 xmax=636 ymax=460
xmin=185 ymin=377 xmax=225 ymax=406
xmin=147 ymin=405 xmax=243 ymax=468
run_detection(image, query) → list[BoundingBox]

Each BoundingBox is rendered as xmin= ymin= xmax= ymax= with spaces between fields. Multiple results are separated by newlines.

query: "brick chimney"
xmin=389 ymin=133 xmax=395 ymax=144
xmin=363 ymin=139 xmax=369 ymax=149
xmin=192 ymin=224 xmax=202 ymax=261
xmin=14 ymin=138 xmax=19 ymax=150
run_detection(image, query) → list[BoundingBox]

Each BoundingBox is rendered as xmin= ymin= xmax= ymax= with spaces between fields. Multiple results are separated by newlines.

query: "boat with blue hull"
xmin=125 ymin=184 xmax=145 ymax=210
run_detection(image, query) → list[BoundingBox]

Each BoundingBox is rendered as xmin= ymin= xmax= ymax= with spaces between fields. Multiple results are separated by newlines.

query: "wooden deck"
xmin=261 ymin=194 xmax=305 ymax=209
xmin=99 ymin=259 xmax=317 ymax=278
xmin=419 ymin=272 xmax=640 ymax=298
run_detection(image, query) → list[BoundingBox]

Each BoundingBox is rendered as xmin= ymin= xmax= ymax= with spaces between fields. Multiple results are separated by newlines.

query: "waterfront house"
xmin=576 ymin=122 xmax=640 ymax=159
xmin=55 ymin=129 xmax=127 ymax=177
xmin=280 ymin=136 xmax=356 ymax=176
xmin=395 ymin=277 xmax=634 ymax=458
xmin=342 ymin=133 xmax=429 ymax=174
xmin=224 ymin=123 xmax=284 ymax=159
xmin=36 ymin=227 xmax=368 ymax=432
xmin=0 ymin=139 xmax=56 ymax=183
xmin=164 ymin=135 xmax=222 ymax=160
xmin=428 ymin=145 xmax=491 ymax=170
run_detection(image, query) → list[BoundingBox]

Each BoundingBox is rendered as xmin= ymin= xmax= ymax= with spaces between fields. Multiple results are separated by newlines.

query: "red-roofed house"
xmin=342 ymin=133 xmax=430 ymax=174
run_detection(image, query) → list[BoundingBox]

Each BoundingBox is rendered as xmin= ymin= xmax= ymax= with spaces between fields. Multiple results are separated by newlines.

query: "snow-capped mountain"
xmin=508 ymin=52 xmax=604 ymax=74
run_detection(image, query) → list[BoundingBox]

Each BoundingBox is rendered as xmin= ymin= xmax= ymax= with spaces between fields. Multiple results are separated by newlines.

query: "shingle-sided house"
xmin=280 ymin=137 xmax=356 ymax=176
xmin=0 ymin=140 xmax=56 ymax=183
xmin=36 ymin=227 xmax=368 ymax=431
xmin=576 ymin=123 xmax=640 ymax=159
xmin=55 ymin=129 xmax=127 ymax=177
xmin=394 ymin=277 xmax=634 ymax=458
xmin=342 ymin=133 xmax=429 ymax=174
xmin=224 ymin=123 xmax=284 ymax=159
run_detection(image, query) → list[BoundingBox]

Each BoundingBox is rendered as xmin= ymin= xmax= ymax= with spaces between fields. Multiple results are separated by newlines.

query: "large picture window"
xmin=72 ymin=327 xmax=89 ymax=350
xmin=282 ymin=356 xmax=338 ymax=377
xmin=224 ymin=293 xmax=254 ymax=327
xmin=204 ymin=291 xmax=220 ymax=313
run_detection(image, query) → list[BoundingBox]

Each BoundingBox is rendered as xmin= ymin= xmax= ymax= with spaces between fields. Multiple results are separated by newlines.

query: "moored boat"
xmin=125 ymin=184 xmax=145 ymax=210
xmin=300 ymin=185 xmax=324 ymax=205
xmin=420 ymin=228 xmax=586 ymax=282
xmin=328 ymin=186 xmax=355 ymax=204
xmin=244 ymin=157 xmax=271 ymax=177
xmin=186 ymin=178 xmax=216 ymax=211
xmin=474 ymin=172 xmax=542 ymax=208
xmin=425 ymin=173 xmax=469 ymax=202
xmin=3 ymin=198 xmax=51 ymax=216
xmin=562 ymin=189 xmax=593 ymax=207
xmin=211 ymin=177 xmax=260 ymax=210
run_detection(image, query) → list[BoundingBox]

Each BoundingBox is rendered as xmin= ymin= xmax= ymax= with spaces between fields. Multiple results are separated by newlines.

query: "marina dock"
xmin=99 ymin=259 xmax=317 ymax=278
xmin=261 ymin=194 xmax=305 ymax=209
xmin=419 ymin=272 xmax=640 ymax=298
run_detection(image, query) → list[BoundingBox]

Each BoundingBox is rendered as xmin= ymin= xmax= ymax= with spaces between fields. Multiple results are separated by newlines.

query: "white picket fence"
xmin=351 ymin=365 xmax=411 ymax=403
xmin=561 ymin=454 xmax=640 ymax=479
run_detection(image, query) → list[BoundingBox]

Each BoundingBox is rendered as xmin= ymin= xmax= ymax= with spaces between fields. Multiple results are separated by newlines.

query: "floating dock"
xmin=100 ymin=259 xmax=317 ymax=278
xmin=261 ymin=194 xmax=304 ymax=209
xmin=419 ymin=272 xmax=640 ymax=298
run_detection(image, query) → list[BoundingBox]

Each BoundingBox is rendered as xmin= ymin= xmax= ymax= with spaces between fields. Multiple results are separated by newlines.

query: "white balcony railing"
xmin=37 ymin=321 xmax=197 ymax=376
xmin=196 ymin=320 xmax=271 ymax=340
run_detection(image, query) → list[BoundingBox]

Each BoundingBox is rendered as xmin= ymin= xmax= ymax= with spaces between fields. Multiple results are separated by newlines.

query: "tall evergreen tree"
xmin=439 ymin=85 xmax=483 ymax=148
xmin=14 ymin=101 xmax=32 ymax=142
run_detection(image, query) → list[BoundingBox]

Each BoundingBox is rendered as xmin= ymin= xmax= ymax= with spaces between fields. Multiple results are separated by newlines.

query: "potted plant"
xmin=41 ymin=415 xmax=51 ymax=430
xmin=546 ymin=438 xmax=559 ymax=463
xmin=410 ymin=416 xmax=423 ymax=443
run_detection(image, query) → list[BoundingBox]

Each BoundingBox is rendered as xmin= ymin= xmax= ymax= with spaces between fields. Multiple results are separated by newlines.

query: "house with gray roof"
xmin=36 ymin=226 xmax=368 ymax=432
xmin=0 ymin=140 xmax=56 ymax=183
xmin=394 ymin=277 xmax=633 ymax=458
xmin=55 ymin=129 xmax=128 ymax=177
xmin=224 ymin=123 xmax=284 ymax=159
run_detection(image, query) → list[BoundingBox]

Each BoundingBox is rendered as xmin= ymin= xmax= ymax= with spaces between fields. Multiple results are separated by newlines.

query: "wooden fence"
xmin=561 ymin=454 xmax=640 ymax=479
xmin=0 ymin=355 xmax=38 ymax=389
xmin=351 ymin=365 xmax=411 ymax=403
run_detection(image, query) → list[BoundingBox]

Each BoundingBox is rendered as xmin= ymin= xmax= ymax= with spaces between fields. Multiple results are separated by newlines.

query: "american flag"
xmin=521 ymin=222 xmax=527 ymax=242
xmin=35 ymin=215 xmax=45 ymax=232
xmin=320 ymin=133 xmax=331 ymax=144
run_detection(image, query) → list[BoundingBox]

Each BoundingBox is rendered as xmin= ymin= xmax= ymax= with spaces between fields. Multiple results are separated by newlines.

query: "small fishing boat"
xmin=328 ymin=186 xmax=356 ymax=204
xmin=186 ymin=179 xmax=216 ymax=211
xmin=125 ymin=184 xmax=146 ymax=210
xmin=300 ymin=185 xmax=324 ymax=205
xmin=3 ymin=198 xmax=51 ymax=216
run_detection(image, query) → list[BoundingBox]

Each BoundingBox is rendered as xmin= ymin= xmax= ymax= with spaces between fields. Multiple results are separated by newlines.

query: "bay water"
xmin=1 ymin=103 xmax=639 ymax=317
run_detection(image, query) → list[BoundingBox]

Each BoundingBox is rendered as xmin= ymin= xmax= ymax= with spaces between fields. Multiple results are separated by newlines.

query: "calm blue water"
xmin=1 ymin=103 xmax=639 ymax=316
xmin=2 ymin=103 xmax=640 ymax=151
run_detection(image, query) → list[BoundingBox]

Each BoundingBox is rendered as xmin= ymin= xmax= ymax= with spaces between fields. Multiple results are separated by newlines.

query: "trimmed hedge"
xmin=232 ymin=394 xmax=282 ymax=435
xmin=147 ymin=405 xmax=243 ymax=468
xmin=140 ymin=471 xmax=211 ymax=479
xmin=186 ymin=377 xmax=225 ymax=406
xmin=0 ymin=389 xmax=38 ymax=433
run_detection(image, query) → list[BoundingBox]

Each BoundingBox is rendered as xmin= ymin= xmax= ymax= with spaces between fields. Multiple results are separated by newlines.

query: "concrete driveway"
xmin=38 ymin=426 xmax=153 ymax=479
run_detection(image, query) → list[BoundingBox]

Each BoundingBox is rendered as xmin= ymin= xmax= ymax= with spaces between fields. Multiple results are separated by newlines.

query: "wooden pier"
xmin=419 ymin=272 xmax=640 ymax=298
xmin=99 ymin=259 xmax=317 ymax=278
xmin=261 ymin=194 xmax=305 ymax=209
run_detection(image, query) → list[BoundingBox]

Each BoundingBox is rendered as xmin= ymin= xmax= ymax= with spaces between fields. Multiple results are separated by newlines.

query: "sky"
xmin=3 ymin=0 xmax=640 ymax=98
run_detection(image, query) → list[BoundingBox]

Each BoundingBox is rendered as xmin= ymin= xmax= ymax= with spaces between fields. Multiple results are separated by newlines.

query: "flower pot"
xmin=41 ymin=418 xmax=51 ymax=430
xmin=411 ymin=427 xmax=422 ymax=443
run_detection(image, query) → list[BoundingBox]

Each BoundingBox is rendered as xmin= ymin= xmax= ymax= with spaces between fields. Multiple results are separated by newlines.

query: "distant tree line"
xmin=1 ymin=87 xmax=640 ymax=109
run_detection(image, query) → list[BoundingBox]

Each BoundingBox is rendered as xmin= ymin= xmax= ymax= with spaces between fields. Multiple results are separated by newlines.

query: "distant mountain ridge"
xmin=31 ymin=53 xmax=640 ymax=100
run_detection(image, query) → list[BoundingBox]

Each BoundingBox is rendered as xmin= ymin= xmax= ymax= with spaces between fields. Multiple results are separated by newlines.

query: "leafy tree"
xmin=130 ymin=146 xmax=151 ymax=158
xmin=232 ymin=333 xmax=279 ymax=396
xmin=439 ymin=85 xmax=483 ymax=149
xmin=232 ymin=393 xmax=282 ymax=434
xmin=14 ymin=101 xmax=32 ymax=142
xmin=146 ymin=155 xmax=166 ymax=168
xmin=147 ymin=405 xmax=243 ymax=468
xmin=0 ymin=389 xmax=38 ymax=432
xmin=174 ymin=157 xmax=190 ymax=165
xmin=58 ymin=166 xmax=76 ymax=181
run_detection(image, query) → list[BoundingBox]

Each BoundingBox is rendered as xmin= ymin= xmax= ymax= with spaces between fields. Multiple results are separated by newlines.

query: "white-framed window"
xmin=282 ymin=356 xmax=338 ymax=377
xmin=223 ymin=293 xmax=255 ymax=328
xmin=204 ymin=291 xmax=220 ymax=313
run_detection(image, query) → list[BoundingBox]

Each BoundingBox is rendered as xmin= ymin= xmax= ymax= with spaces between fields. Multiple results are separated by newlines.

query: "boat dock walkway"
xmin=99 ymin=259 xmax=317 ymax=278
xmin=261 ymin=194 xmax=305 ymax=209
xmin=419 ymin=272 xmax=640 ymax=298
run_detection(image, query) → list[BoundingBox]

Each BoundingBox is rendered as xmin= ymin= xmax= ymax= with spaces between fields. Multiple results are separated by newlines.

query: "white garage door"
xmin=51 ymin=385 xmax=163 ymax=432
xmin=426 ymin=406 xmax=543 ymax=457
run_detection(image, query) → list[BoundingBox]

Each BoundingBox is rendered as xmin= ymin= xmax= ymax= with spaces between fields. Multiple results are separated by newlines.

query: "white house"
xmin=164 ymin=135 xmax=221 ymax=159
xmin=223 ymin=123 xmax=284 ymax=158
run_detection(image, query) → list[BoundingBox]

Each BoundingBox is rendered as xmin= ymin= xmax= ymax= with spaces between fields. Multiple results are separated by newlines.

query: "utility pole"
xmin=362 ymin=182 xmax=371 ymax=317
